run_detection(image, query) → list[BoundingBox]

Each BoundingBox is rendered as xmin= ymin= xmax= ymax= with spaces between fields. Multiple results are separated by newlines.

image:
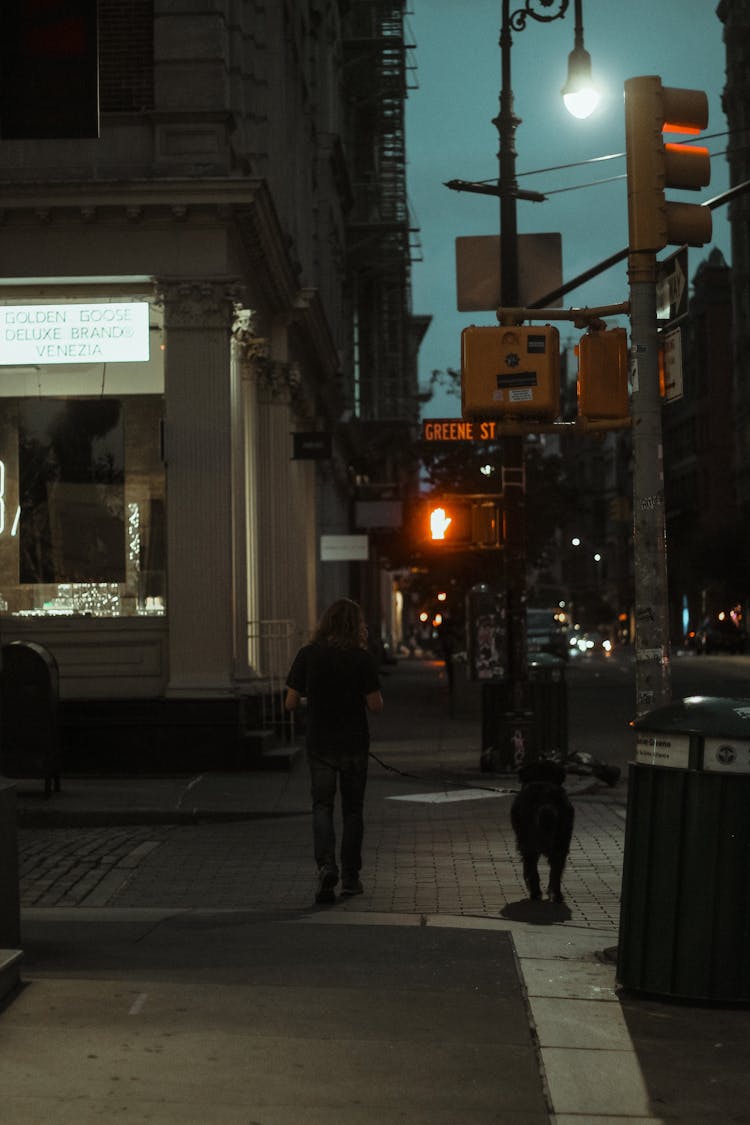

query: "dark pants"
xmin=308 ymin=750 xmax=368 ymax=877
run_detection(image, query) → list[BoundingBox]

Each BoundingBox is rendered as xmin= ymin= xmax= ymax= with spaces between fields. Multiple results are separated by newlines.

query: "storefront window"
xmin=0 ymin=295 xmax=165 ymax=617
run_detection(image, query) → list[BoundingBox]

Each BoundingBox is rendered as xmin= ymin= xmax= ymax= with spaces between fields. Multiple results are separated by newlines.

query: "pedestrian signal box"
xmin=417 ymin=497 xmax=502 ymax=550
xmin=577 ymin=327 xmax=629 ymax=419
xmin=461 ymin=325 xmax=561 ymax=419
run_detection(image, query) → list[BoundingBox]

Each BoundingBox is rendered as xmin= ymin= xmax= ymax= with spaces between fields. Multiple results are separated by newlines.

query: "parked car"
xmin=695 ymin=616 xmax=747 ymax=655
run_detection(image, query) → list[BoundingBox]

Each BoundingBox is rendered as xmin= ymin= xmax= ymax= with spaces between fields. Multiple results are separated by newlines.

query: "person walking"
xmin=285 ymin=598 xmax=384 ymax=904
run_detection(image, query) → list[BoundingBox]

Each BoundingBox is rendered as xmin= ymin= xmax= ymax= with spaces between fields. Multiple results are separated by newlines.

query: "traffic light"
xmin=0 ymin=0 xmax=99 ymax=139
xmin=418 ymin=496 xmax=502 ymax=549
xmin=624 ymin=75 xmax=711 ymax=253
xmin=461 ymin=325 xmax=561 ymax=420
xmin=577 ymin=327 xmax=629 ymax=419
xmin=423 ymin=499 xmax=472 ymax=547
xmin=471 ymin=499 xmax=502 ymax=548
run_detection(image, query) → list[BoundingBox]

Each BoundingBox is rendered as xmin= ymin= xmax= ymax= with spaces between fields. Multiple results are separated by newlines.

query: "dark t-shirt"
xmin=286 ymin=641 xmax=380 ymax=753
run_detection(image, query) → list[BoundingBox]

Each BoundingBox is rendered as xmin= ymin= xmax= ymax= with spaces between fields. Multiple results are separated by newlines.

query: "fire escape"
xmin=343 ymin=1 xmax=424 ymax=446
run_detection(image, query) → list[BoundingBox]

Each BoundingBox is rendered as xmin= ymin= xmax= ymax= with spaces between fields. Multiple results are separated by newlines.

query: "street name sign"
xmin=423 ymin=418 xmax=501 ymax=442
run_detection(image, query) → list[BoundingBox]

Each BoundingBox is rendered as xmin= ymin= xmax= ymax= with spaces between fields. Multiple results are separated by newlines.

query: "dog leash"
xmin=367 ymin=748 xmax=514 ymax=795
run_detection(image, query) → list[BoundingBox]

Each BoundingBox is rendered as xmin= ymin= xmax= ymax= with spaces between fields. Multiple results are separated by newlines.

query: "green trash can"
xmin=478 ymin=653 xmax=567 ymax=772
xmin=617 ymin=696 xmax=750 ymax=1003
xmin=527 ymin=654 xmax=568 ymax=758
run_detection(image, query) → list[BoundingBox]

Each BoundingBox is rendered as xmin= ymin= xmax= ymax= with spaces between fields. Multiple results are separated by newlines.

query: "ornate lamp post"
xmin=495 ymin=0 xmax=597 ymax=751
xmin=496 ymin=0 xmax=597 ymax=308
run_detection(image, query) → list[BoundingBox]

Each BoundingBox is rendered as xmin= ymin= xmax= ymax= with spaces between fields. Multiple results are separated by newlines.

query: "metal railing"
xmin=246 ymin=618 xmax=301 ymax=736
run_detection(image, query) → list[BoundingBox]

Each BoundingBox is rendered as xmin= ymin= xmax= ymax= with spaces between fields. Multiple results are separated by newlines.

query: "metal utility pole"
xmin=624 ymin=75 xmax=712 ymax=714
xmin=489 ymin=0 xmax=593 ymax=758
xmin=495 ymin=0 xmax=529 ymax=730
xmin=628 ymin=257 xmax=672 ymax=714
xmin=447 ymin=0 xmax=596 ymax=766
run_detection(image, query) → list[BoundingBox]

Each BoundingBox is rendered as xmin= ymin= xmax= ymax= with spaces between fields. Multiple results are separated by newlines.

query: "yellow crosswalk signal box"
xmin=461 ymin=325 xmax=561 ymax=419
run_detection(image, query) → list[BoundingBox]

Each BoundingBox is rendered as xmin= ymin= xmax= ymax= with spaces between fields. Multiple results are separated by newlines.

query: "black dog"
xmin=510 ymin=760 xmax=574 ymax=903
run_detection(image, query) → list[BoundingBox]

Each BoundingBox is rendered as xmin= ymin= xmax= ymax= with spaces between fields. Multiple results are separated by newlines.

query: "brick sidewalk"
xmin=19 ymin=825 xmax=174 ymax=908
xmin=19 ymin=781 xmax=625 ymax=928
xmin=17 ymin=658 xmax=627 ymax=923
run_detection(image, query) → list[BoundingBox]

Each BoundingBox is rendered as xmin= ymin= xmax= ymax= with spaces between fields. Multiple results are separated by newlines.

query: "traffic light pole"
xmin=629 ymin=252 xmax=672 ymax=714
xmin=498 ymin=33 xmax=529 ymax=718
xmin=623 ymin=74 xmax=714 ymax=716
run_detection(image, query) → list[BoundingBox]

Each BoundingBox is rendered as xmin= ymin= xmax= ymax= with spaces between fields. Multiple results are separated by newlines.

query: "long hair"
xmin=312 ymin=598 xmax=367 ymax=650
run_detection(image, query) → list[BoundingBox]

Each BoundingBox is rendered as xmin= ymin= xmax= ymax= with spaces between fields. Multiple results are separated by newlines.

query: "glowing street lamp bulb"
xmin=571 ymin=537 xmax=581 ymax=547
xmin=563 ymin=86 xmax=599 ymax=119
xmin=562 ymin=45 xmax=599 ymax=120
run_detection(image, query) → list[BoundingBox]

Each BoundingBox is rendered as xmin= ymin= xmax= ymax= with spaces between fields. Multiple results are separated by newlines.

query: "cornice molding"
xmin=0 ymin=176 xmax=342 ymax=384
xmin=0 ymin=176 xmax=263 ymax=213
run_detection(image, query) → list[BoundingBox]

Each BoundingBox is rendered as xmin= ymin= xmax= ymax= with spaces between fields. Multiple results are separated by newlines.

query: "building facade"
xmin=718 ymin=0 xmax=750 ymax=517
xmin=0 ymin=1 xmax=422 ymax=763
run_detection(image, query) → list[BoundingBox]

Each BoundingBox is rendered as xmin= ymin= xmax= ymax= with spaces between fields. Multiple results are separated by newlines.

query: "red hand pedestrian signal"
xmin=430 ymin=506 xmax=452 ymax=541
xmin=416 ymin=497 xmax=501 ymax=549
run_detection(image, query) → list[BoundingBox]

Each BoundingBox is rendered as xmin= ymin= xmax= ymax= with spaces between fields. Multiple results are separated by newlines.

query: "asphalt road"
xmin=566 ymin=646 xmax=750 ymax=775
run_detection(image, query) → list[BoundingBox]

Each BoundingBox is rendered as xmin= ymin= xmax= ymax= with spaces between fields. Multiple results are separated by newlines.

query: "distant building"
xmin=663 ymin=249 xmax=736 ymax=636
xmin=718 ymin=0 xmax=750 ymax=516
xmin=553 ymin=1 xmax=750 ymax=643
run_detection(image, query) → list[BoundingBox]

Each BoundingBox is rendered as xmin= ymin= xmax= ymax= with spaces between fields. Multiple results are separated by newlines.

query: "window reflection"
xmin=19 ymin=398 xmax=125 ymax=583
xmin=0 ymin=396 xmax=165 ymax=617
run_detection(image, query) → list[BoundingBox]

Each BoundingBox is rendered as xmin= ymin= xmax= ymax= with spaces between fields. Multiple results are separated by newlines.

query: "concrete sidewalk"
xmin=3 ymin=658 xmax=750 ymax=1122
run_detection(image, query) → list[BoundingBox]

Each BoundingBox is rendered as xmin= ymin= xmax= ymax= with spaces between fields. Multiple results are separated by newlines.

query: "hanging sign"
xmin=292 ymin=432 xmax=332 ymax=459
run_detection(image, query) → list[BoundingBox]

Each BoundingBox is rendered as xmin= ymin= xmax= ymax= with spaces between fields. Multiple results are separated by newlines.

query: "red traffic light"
xmin=624 ymin=75 xmax=711 ymax=253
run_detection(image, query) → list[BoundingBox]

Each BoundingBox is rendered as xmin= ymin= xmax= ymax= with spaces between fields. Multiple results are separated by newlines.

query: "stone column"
xmin=162 ymin=279 xmax=242 ymax=696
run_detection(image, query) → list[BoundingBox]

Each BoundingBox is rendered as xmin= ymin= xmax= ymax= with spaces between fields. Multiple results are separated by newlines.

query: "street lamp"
xmin=561 ymin=1 xmax=599 ymax=119
xmin=493 ymin=0 xmax=597 ymax=749
xmin=496 ymin=0 xmax=597 ymax=307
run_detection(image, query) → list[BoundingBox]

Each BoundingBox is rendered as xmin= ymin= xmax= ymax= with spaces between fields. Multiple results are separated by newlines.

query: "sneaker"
xmin=315 ymin=865 xmax=338 ymax=904
xmin=340 ymin=876 xmax=363 ymax=896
